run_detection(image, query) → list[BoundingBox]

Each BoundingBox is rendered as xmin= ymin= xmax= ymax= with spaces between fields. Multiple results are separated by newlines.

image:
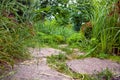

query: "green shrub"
xmin=37 ymin=33 xmax=65 ymax=45
xmin=40 ymin=35 xmax=54 ymax=44
xmin=67 ymin=33 xmax=85 ymax=45
xmin=35 ymin=20 xmax=76 ymax=45
xmin=52 ymin=35 xmax=65 ymax=44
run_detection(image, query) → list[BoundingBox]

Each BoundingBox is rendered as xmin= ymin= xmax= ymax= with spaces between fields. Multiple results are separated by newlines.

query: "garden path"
xmin=3 ymin=48 xmax=72 ymax=80
xmin=2 ymin=46 xmax=120 ymax=80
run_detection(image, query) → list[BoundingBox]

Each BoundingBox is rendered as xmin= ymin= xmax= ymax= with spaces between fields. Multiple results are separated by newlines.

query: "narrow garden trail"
xmin=3 ymin=48 xmax=72 ymax=80
xmin=2 ymin=46 xmax=120 ymax=80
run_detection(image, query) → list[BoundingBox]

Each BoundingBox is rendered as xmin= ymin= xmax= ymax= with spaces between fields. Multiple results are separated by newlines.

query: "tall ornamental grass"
xmin=91 ymin=0 xmax=120 ymax=54
xmin=0 ymin=0 xmax=34 ymax=74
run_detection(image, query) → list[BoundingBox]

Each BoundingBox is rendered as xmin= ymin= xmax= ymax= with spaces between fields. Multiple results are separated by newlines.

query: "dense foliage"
xmin=33 ymin=0 xmax=120 ymax=56
xmin=0 ymin=0 xmax=120 ymax=78
xmin=90 ymin=0 xmax=120 ymax=55
xmin=0 ymin=0 xmax=34 ymax=74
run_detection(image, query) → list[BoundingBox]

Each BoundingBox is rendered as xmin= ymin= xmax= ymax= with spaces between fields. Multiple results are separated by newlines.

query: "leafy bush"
xmin=70 ymin=0 xmax=93 ymax=31
xmin=67 ymin=33 xmax=85 ymax=45
xmin=52 ymin=35 xmax=65 ymax=44
xmin=35 ymin=20 xmax=75 ymax=45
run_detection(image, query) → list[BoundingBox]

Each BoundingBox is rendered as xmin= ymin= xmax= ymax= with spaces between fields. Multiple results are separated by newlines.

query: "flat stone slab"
xmin=28 ymin=48 xmax=65 ymax=58
xmin=67 ymin=58 xmax=120 ymax=75
xmin=4 ymin=58 xmax=72 ymax=80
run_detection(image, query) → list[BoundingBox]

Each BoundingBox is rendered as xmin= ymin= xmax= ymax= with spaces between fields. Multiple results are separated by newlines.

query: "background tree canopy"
xmin=34 ymin=0 xmax=93 ymax=30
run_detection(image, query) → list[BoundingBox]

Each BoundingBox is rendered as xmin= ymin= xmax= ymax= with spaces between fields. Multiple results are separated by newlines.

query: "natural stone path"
xmin=2 ymin=47 xmax=120 ymax=80
xmin=28 ymin=48 xmax=65 ymax=58
xmin=3 ymin=48 xmax=72 ymax=80
xmin=7 ymin=58 xmax=71 ymax=80
xmin=67 ymin=58 xmax=120 ymax=75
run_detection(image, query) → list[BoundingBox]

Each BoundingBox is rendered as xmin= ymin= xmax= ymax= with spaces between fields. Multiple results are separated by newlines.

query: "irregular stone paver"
xmin=28 ymin=48 xmax=65 ymax=58
xmin=3 ymin=47 xmax=120 ymax=80
xmin=4 ymin=58 xmax=72 ymax=80
xmin=2 ymin=48 xmax=72 ymax=80
xmin=67 ymin=58 xmax=120 ymax=75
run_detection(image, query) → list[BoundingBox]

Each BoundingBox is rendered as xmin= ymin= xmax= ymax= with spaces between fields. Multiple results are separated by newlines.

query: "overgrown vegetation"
xmin=0 ymin=0 xmax=120 ymax=79
xmin=34 ymin=0 xmax=120 ymax=56
xmin=91 ymin=0 xmax=120 ymax=55
xmin=35 ymin=20 xmax=75 ymax=45
xmin=47 ymin=53 xmax=114 ymax=80
xmin=47 ymin=54 xmax=92 ymax=80
xmin=0 ymin=0 xmax=34 ymax=74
